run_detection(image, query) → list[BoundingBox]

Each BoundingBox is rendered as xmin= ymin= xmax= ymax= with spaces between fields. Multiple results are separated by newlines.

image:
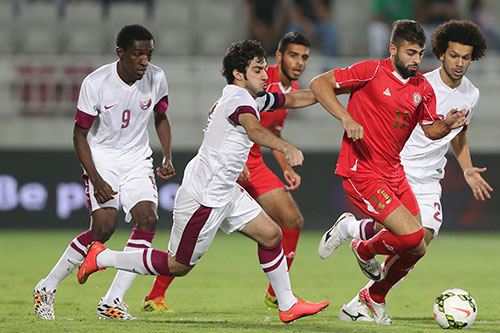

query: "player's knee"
xmin=90 ymin=224 xmax=115 ymax=243
xmin=168 ymin=261 xmax=192 ymax=277
xmin=402 ymin=228 xmax=425 ymax=251
xmin=262 ymin=224 xmax=282 ymax=247
xmin=136 ymin=213 xmax=158 ymax=231
xmin=289 ymin=213 xmax=304 ymax=229
xmin=277 ymin=211 xmax=304 ymax=230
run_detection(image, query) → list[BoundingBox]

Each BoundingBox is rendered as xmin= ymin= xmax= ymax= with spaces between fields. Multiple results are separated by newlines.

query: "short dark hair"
xmin=430 ymin=20 xmax=487 ymax=61
xmin=116 ymin=24 xmax=154 ymax=50
xmin=222 ymin=40 xmax=266 ymax=84
xmin=277 ymin=31 xmax=310 ymax=53
xmin=390 ymin=19 xmax=426 ymax=48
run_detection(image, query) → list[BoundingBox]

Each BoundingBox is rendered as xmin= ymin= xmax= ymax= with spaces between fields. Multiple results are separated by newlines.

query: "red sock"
xmin=267 ymin=227 xmax=301 ymax=297
xmin=369 ymin=252 xmax=425 ymax=303
xmin=146 ymin=275 xmax=175 ymax=301
xmin=357 ymin=229 xmax=424 ymax=259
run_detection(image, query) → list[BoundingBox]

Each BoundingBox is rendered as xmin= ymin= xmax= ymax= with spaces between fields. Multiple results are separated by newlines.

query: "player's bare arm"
xmin=309 ymin=70 xmax=363 ymax=140
xmin=422 ymin=108 xmax=467 ymax=140
xmin=239 ymin=113 xmax=303 ymax=167
xmin=270 ymin=130 xmax=301 ymax=191
xmin=154 ymin=112 xmax=175 ymax=180
xmin=450 ymin=129 xmax=493 ymax=201
xmin=73 ymin=124 xmax=117 ymax=203
xmin=281 ymin=89 xmax=317 ymax=109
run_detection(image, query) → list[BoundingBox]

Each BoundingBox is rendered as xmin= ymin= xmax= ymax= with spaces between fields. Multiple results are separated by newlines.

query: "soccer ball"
xmin=433 ymin=288 xmax=477 ymax=329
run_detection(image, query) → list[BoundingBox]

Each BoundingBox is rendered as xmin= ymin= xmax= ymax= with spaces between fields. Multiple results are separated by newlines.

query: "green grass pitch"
xmin=0 ymin=229 xmax=499 ymax=332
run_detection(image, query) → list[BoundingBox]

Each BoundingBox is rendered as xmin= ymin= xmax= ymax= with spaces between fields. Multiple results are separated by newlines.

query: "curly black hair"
xmin=222 ymin=40 xmax=266 ymax=84
xmin=116 ymin=24 xmax=154 ymax=51
xmin=390 ymin=19 xmax=426 ymax=48
xmin=431 ymin=20 xmax=487 ymax=61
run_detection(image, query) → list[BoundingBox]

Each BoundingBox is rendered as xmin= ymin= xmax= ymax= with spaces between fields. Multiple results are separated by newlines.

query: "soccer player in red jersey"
xmin=140 ymin=32 xmax=312 ymax=312
xmin=310 ymin=20 xmax=467 ymax=324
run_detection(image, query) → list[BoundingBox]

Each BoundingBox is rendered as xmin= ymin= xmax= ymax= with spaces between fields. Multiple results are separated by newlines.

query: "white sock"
xmin=43 ymin=240 xmax=86 ymax=291
xmin=97 ymin=249 xmax=151 ymax=275
xmin=260 ymin=248 xmax=296 ymax=311
xmin=343 ymin=218 xmax=362 ymax=239
xmin=102 ymin=247 xmax=139 ymax=304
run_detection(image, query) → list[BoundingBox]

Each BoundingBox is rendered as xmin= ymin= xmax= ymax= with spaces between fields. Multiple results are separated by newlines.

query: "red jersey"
xmin=334 ymin=58 xmax=438 ymax=180
xmin=247 ymin=64 xmax=300 ymax=163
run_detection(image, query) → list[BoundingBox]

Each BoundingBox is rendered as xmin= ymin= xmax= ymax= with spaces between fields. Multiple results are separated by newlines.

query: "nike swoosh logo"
xmin=364 ymin=270 xmax=381 ymax=281
xmin=452 ymin=307 xmax=471 ymax=317
xmin=324 ymin=229 xmax=333 ymax=242
xmin=325 ymin=214 xmax=350 ymax=242
xmin=104 ymin=104 xmax=117 ymax=109
xmin=282 ymin=313 xmax=295 ymax=317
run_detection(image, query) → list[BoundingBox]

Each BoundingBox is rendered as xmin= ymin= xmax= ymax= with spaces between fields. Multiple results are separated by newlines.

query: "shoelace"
xmin=42 ymin=289 xmax=56 ymax=305
xmin=326 ymin=234 xmax=347 ymax=250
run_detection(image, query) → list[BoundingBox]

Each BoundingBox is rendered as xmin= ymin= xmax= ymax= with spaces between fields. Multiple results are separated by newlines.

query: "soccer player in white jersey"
xmin=76 ymin=39 xmax=329 ymax=324
xmin=317 ymin=20 xmax=492 ymax=324
xmin=33 ymin=25 xmax=175 ymax=320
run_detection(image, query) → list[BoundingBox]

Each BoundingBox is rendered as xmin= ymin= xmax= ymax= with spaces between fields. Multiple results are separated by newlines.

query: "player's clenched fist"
xmin=444 ymin=108 xmax=468 ymax=129
xmin=342 ymin=117 xmax=364 ymax=141
xmin=284 ymin=145 xmax=304 ymax=167
xmin=157 ymin=157 xmax=175 ymax=180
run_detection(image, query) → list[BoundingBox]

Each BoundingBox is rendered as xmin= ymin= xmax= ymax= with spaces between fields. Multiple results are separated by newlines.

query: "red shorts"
xmin=237 ymin=158 xmax=284 ymax=198
xmin=342 ymin=175 xmax=419 ymax=224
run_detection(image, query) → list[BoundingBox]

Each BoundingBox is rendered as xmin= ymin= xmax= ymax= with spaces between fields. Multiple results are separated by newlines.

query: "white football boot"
xmin=318 ymin=212 xmax=355 ymax=259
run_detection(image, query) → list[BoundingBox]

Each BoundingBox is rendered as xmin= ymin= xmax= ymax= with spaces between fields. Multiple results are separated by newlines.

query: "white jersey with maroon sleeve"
xmin=181 ymin=84 xmax=284 ymax=207
xmin=75 ymin=60 xmax=169 ymax=166
xmin=400 ymin=68 xmax=479 ymax=185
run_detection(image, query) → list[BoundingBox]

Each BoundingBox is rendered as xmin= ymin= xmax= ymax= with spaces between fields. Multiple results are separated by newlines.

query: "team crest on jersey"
xmin=412 ymin=92 xmax=422 ymax=106
xmin=140 ymin=96 xmax=152 ymax=110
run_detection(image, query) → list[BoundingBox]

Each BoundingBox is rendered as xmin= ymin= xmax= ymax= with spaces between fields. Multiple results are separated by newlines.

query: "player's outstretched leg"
xmin=318 ymin=212 xmax=355 ymax=259
xmin=33 ymin=280 xmax=56 ymax=320
xmin=351 ymin=239 xmax=384 ymax=281
xmin=97 ymin=297 xmax=137 ymax=320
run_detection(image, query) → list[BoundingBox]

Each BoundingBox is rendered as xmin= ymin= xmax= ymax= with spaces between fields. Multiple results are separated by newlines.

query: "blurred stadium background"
xmin=1 ymin=0 xmax=499 ymax=232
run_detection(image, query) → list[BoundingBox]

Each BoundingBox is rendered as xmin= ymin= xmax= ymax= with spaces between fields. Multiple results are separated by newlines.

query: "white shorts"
xmin=407 ymin=177 xmax=443 ymax=238
xmin=84 ymin=157 xmax=158 ymax=222
xmin=168 ymin=184 xmax=261 ymax=265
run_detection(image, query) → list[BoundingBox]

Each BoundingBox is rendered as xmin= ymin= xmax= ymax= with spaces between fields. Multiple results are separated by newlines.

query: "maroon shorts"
xmin=342 ymin=174 xmax=419 ymax=224
xmin=237 ymin=160 xmax=284 ymax=199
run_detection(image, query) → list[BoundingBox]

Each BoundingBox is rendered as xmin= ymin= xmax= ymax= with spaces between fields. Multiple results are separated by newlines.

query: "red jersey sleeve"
xmin=333 ymin=60 xmax=381 ymax=90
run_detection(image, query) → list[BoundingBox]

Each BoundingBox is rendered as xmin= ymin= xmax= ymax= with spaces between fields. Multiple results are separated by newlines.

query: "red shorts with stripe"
xmin=237 ymin=157 xmax=284 ymax=198
xmin=342 ymin=174 xmax=419 ymax=224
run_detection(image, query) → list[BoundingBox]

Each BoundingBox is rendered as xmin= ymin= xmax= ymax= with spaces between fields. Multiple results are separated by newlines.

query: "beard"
xmin=394 ymin=54 xmax=418 ymax=79
xmin=280 ymin=59 xmax=298 ymax=82
xmin=256 ymin=90 xmax=266 ymax=97
xmin=443 ymin=63 xmax=464 ymax=82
